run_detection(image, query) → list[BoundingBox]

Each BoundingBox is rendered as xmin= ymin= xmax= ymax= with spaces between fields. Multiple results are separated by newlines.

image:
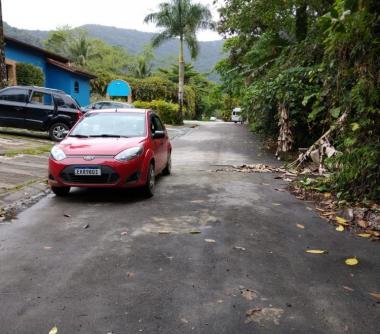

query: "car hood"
xmin=59 ymin=137 xmax=146 ymax=156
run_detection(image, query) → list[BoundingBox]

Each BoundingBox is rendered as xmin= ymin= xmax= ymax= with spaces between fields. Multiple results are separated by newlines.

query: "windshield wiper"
xmin=69 ymin=134 xmax=89 ymax=138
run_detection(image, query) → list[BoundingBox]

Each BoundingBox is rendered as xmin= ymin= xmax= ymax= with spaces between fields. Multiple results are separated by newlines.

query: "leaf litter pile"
xmin=214 ymin=163 xmax=380 ymax=240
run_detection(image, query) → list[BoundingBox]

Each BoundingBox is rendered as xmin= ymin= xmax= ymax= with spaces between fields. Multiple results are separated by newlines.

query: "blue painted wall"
xmin=5 ymin=41 xmax=91 ymax=106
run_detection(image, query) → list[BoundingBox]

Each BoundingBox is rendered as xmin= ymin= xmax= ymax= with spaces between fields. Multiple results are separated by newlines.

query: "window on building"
xmin=74 ymin=81 xmax=80 ymax=94
xmin=0 ymin=88 xmax=29 ymax=103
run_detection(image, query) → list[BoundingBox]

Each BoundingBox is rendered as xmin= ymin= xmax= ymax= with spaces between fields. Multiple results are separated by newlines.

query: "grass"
xmin=4 ymin=144 xmax=53 ymax=157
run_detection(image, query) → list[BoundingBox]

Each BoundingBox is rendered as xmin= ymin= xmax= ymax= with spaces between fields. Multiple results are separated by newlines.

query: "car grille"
xmin=60 ymin=165 xmax=119 ymax=184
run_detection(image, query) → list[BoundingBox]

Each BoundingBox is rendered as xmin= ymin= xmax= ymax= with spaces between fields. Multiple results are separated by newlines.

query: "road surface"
xmin=0 ymin=122 xmax=378 ymax=333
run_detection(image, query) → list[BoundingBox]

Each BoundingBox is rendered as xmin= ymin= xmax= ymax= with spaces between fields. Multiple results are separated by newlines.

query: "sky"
xmin=2 ymin=0 xmax=222 ymax=41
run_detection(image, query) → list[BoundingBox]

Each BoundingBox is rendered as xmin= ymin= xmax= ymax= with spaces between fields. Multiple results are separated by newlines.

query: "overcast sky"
xmin=2 ymin=0 xmax=222 ymax=41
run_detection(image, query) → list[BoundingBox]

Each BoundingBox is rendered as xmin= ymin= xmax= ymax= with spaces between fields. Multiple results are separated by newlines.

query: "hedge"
xmin=16 ymin=63 xmax=44 ymax=86
xmin=133 ymin=100 xmax=178 ymax=124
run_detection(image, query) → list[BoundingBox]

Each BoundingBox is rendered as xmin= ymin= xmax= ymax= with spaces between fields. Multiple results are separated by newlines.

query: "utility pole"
xmin=0 ymin=0 xmax=7 ymax=88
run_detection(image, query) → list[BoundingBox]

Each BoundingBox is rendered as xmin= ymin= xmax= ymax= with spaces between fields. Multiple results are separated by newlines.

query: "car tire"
xmin=51 ymin=186 xmax=71 ymax=197
xmin=162 ymin=153 xmax=171 ymax=176
xmin=49 ymin=123 xmax=69 ymax=141
xmin=142 ymin=163 xmax=155 ymax=198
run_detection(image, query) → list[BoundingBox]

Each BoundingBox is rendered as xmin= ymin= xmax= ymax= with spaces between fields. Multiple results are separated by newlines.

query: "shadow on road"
xmin=0 ymin=128 xmax=50 ymax=141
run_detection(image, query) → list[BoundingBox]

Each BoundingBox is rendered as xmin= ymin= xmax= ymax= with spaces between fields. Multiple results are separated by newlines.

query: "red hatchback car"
xmin=48 ymin=109 xmax=172 ymax=197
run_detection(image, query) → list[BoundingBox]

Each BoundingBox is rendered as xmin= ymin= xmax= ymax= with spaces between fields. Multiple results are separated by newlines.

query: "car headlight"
xmin=114 ymin=146 xmax=143 ymax=162
xmin=50 ymin=146 xmax=66 ymax=161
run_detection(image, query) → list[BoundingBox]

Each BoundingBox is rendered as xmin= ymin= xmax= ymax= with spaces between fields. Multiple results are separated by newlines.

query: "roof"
xmin=47 ymin=58 xmax=97 ymax=80
xmin=5 ymin=35 xmax=68 ymax=63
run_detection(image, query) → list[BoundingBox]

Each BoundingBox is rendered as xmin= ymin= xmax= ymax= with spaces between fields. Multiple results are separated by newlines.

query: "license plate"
xmin=74 ymin=168 xmax=101 ymax=176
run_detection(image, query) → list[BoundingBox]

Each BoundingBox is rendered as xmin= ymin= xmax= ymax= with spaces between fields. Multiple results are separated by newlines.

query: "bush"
xmin=16 ymin=63 xmax=44 ymax=86
xmin=133 ymin=100 xmax=178 ymax=124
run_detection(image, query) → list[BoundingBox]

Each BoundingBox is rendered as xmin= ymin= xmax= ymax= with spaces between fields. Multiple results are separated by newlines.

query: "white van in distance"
xmin=231 ymin=107 xmax=243 ymax=124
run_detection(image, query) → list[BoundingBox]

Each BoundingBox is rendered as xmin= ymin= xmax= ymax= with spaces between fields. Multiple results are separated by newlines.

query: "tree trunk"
xmin=295 ymin=2 xmax=308 ymax=42
xmin=177 ymin=36 xmax=185 ymax=125
xmin=0 ymin=0 xmax=7 ymax=88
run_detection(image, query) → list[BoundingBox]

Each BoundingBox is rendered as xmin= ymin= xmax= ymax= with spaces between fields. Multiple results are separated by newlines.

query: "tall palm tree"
xmin=68 ymin=35 xmax=100 ymax=67
xmin=0 ymin=0 xmax=7 ymax=88
xmin=145 ymin=0 xmax=213 ymax=124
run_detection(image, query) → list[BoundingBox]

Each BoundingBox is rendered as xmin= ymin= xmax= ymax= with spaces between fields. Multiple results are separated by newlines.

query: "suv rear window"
xmin=54 ymin=94 xmax=78 ymax=109
xmin=0 ymin=88 xmax=29 ymax=103
xmin=30 ymin=91 xmax=53 ymax=106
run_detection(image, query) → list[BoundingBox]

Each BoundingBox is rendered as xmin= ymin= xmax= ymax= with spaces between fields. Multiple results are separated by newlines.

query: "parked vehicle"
xmin=48 ymin=109 xmax=172 ymax=197
xmin=231 ymin=107 xmax=243 ymax=124
xmin=0 ymin=86 xmax=82 ymax=141
xmin=82 ymin=101 xmax=134 ymax=112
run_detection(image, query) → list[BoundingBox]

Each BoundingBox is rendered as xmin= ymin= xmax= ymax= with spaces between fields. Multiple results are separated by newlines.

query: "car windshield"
xmin=70 ymin=112 xmax=146 ymax=138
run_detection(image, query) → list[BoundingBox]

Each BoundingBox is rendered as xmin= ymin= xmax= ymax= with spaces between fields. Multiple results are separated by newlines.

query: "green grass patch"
xmin=4 ymin=144 xmax=53 ymax=157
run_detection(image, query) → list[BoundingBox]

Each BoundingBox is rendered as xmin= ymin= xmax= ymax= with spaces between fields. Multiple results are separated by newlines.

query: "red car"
xmin=48 ymin=109 xmax=172 ymax=197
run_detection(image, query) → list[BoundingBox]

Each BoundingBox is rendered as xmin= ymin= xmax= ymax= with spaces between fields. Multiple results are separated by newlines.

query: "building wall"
xmin=45 ymin=64 xmax=90 ymax=106
xmin=4 ymin=42 xmax=47 ymax=83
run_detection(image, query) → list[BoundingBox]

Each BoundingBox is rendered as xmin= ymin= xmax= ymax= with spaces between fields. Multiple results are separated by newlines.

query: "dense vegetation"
xmin=16 ymin=63 xmax=44 ymax=86
xmin=216 ymin=0 xmax=380 ymax=201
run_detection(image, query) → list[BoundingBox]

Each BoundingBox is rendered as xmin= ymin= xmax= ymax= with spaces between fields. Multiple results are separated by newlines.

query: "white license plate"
xmin=74 ymin=168 xmax=101 ymax=176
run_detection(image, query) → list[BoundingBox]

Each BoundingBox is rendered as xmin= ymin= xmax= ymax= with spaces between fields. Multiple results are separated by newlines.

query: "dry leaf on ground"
xmin=205 ymin=239 xmax=216 ymax=243
xmin=233 ymin=246 xmax=246 ymax=251
xmin=345 ymin=257 xmax=359 ymax=266
xmin=357 ymin=233 xmax=371 ymax=238
xmin=306 ymin=249 xmax=327 ymax=254
xmin=369 ymin=292 xmax=380 ymax=300
xmin=336 ymin=216 xmax=349 ymax=226
xmin=49 ymin=327 xmax=58 ymax=334
xmin=336 ymin=225 xmax=345 ymax=232
xmin=189 ymin=230 xmax=201 ymax=234
xmin=296 ymin=224 xmax=305 ymax=229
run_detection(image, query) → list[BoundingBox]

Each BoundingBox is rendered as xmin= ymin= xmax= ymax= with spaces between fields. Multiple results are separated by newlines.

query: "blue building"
xmin=4 ymin=35 xmax=96 ymax=106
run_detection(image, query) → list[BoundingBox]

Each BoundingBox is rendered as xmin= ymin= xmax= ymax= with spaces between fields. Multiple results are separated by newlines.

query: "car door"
xmin=24 ymin=90 xmax=55 ymax=130
xmin=150 ymin=114 xmax=167 ymax=171
xmin=0 ymin=87 xmax=29 ymax=128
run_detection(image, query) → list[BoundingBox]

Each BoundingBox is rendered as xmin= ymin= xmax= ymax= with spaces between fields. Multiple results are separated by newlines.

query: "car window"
xmin=70 ymin=112 xmax=147 ymax=137
xmin=54 ymin=94 xmax=78 ymax=109
xmin=0 ymin=88 xmax=29 ymax=103
xmin=93 ymin=103 xmax=102 ymax=109
xmin=150 ymin=115 xmax=164 ymax=133
xmin=101 ymin=102 xmax=112 ymax=109
xmin=30 ymin=91 xmax=53 ymax=106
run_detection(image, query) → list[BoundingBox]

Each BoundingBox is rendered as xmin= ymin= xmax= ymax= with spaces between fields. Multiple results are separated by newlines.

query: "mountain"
xmin=4 ymin=23 xmax=224 ymax=76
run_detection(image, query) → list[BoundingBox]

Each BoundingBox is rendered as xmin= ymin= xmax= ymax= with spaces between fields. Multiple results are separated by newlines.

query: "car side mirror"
xmin=152 ymin=130 xmax=165 ymax=139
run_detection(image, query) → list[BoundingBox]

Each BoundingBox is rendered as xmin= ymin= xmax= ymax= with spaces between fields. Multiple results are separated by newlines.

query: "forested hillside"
xmin=217 ymin=0 xmax=380 ymax=201
xmin=4 ymin=23 xmax=223 ymax=74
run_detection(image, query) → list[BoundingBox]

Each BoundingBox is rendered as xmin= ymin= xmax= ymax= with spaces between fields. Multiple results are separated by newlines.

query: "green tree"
xmin=144 ymin=0 xmax=214 ymax=124
xmin=68 ymin=34 xmax=101 ymax=67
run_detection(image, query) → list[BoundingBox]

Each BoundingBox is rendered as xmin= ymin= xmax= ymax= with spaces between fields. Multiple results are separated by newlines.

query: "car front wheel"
xmin=142 ymin=163 xmax=155 ymax=198
xmin=51 ymin=186 xmax=71 ymax=197
xmin=49 ymin=123 xmax=69 ymax=141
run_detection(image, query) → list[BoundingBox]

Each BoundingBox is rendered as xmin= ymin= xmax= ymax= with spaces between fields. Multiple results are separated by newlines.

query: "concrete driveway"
xmin=0 ymin=122 xmax=378 ymax=333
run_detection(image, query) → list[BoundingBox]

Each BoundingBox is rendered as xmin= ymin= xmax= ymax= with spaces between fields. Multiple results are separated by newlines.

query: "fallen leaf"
xmin=345 ymin=257 xmax=359 ymax=266
xmin=43 ymin=246 xmax=52 ymax=250
xmin=240 ymin=288 xmax=257 ymax=301
xmin=180 ymin=318 xmax=189 ymax=324
xmin=369 ymin=292 xmax=380 ymax=300
xmin=296 ymin=224 xmax=305 ymax=229
xmin=120 ymin=231 xmax=129 ymax=236
xmin=324 ymin=193 xmax=332 ymax=198
xmin=158 ymin=231 xmax=171 ymax=234
xmin=306 ymin=249 xmax=327 ymax=254
xmin=343 ymin=286 xmax=354 ymax=292
xmin=272 ymin=203 xmax=281 ymax=206
xmin=336 ymin=225 xmax=345 ymax=232
xmin=204 ymin=239 xmax=216 ymax=243
xmin=336 ymin=216 xmax=349 ymax=226
xmin=49 ymin=326 xmax=58 ymax=334
xmin=233 ymin=246 xmax=246 ymax=251
xmin=189 ymin=230 xmax=201 ymax=234
xmin=63 ymin=214 xmax=71 ymax=218
xmin=83 ymin=224 xmax=90 ymax=229
xmin=357 ymin=220 xmax=369 ymax=228
xmin=246 ymin=308 xmax=262 ymax=317
xmin=357 ymin=233 xmax=371 ymax=238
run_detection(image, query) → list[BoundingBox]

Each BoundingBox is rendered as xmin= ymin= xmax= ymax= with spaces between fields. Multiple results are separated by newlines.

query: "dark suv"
xmin=0 ymin=86 xmax=83 ymax=141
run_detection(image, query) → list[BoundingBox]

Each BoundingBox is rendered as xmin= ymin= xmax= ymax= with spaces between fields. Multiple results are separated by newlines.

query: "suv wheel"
xmin=142 ymin=163 xmax=155 ymax=198
xmin=49 ymin=123 xmax=69 ymax=141
xmin=51 ymin=186 xmax=70 ymax=197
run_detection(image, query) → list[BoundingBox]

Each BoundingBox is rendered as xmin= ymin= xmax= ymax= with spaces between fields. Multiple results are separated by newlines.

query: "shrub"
xmin=16 ymin=63 xmax=44 ymax=86
xmin=133 ymin=100 xmax=178 ymax=124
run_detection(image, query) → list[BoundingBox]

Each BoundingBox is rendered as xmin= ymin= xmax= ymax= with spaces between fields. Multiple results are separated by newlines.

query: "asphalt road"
xmin=0 ymin=122 xmax=379 ymax=334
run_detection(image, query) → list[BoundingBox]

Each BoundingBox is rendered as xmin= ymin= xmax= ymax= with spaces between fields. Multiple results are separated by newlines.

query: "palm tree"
xmin=0 ymin=0 xmax=7 ymax=88
xmin=68 ymin=35 xmax=100 ymax=67
xmin=145 ymin=0 xmax=213 ymax=124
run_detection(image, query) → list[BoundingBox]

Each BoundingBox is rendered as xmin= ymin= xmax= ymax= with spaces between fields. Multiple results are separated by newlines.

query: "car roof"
xmin=86 ymin=108 xmax=149 ymax=114
xmin=0 ymin=85 xmax=66 ymax=94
